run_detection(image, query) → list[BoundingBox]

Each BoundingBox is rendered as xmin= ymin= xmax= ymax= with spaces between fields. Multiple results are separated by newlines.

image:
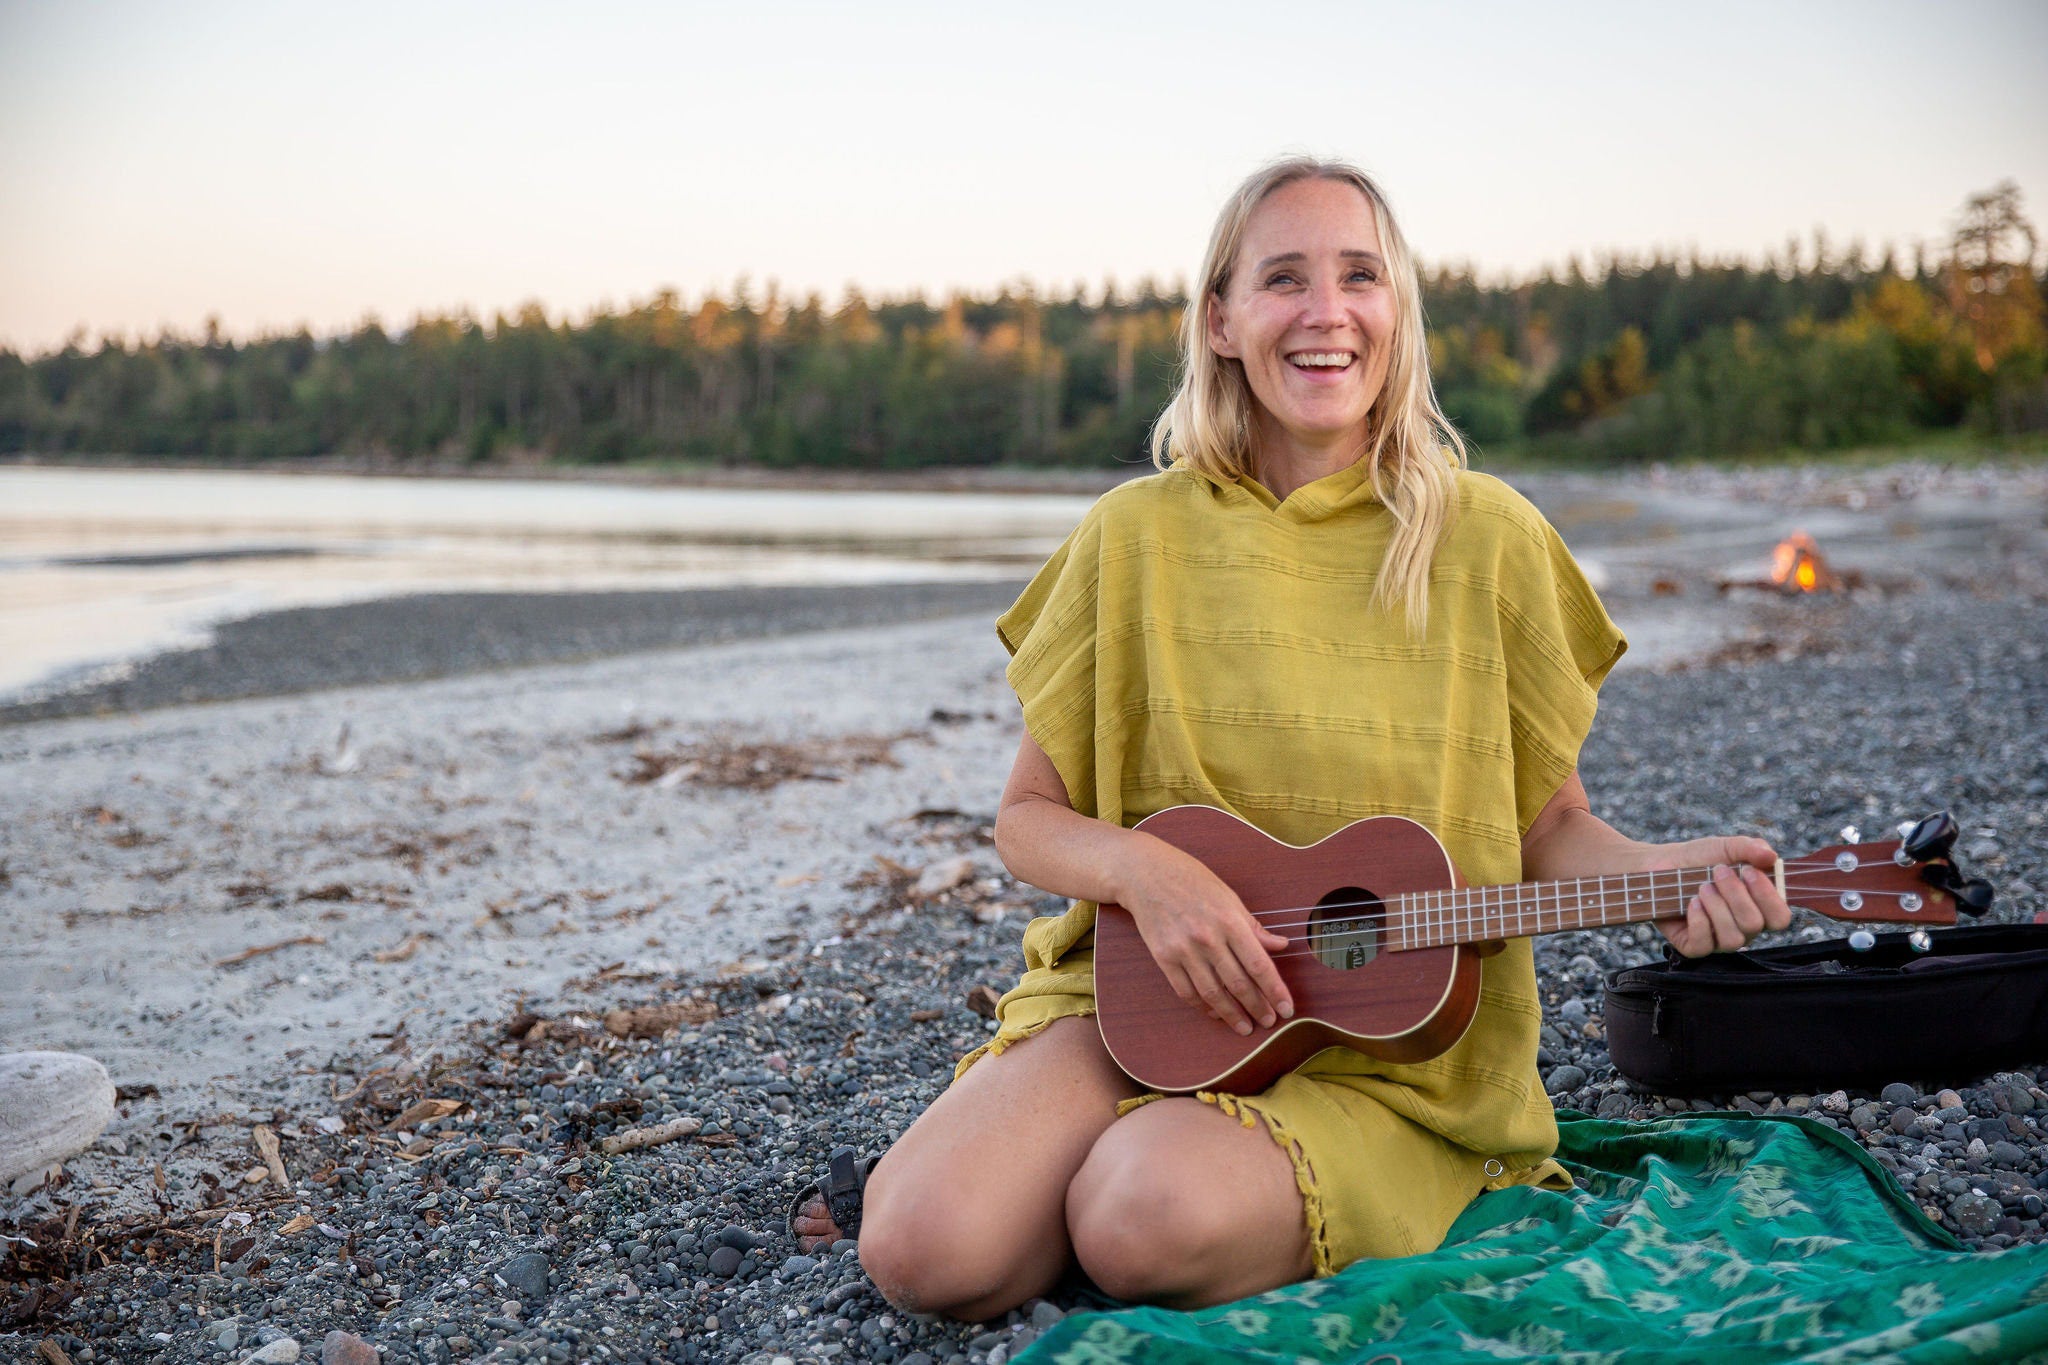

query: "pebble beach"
xmin=4 ymin=459 xmax=2048 ymax=1365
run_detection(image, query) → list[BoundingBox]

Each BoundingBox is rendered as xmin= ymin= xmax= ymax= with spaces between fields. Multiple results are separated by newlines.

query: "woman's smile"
xmin=1286 ymin=349 xmax=1357 ymax=373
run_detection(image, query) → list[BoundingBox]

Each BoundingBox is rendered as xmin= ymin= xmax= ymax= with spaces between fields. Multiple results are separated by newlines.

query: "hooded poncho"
xmin=959 ymin=459 xmax=1627 ymax=1275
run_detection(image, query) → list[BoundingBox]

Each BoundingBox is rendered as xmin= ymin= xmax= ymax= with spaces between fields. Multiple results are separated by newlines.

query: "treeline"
xmin=2 ymin=184 xmax=2042 ymax=468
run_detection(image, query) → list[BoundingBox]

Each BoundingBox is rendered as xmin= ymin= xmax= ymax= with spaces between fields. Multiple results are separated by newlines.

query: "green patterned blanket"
xmin=1020 ymin=1112 xmax=2048 ymax=1364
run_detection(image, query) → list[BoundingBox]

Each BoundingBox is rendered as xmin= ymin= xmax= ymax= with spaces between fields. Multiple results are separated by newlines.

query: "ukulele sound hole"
xmin=1309 ymin=887 xmax=1381 ymax=970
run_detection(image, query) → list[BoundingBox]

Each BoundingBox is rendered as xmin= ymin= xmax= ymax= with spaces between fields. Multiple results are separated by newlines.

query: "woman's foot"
xmin=790 ymin=1194 xmax=847 ymax=1254
xmin=788 ymin=1147 xmax=879 ymax=1255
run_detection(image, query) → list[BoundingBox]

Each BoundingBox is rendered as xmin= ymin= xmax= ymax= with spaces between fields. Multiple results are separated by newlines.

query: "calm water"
xmin=0 ymin=466 xmax=1098 ymax=700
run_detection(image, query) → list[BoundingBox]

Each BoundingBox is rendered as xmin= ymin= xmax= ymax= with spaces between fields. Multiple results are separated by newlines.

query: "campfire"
xmin=1769 ymin=531 xmax=1842 ymax=594
xmin=1717 ymin=530 xmax=1857 ymax=596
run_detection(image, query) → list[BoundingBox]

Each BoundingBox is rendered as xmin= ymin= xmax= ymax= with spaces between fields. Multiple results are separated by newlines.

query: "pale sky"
xmin=2 ymin=0 xmax=2044 ymax=355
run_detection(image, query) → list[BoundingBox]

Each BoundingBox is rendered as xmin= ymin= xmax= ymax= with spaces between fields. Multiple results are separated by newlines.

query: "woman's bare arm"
xmin=1521 ymin=772 xmax=1792 ymax=956
xmin=993 ymin=732 xmax=1294 ymax=1035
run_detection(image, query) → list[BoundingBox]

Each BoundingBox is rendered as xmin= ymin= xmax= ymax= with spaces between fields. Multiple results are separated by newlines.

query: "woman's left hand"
xmin=1647 ymin=835 xmax=1793 ymax=957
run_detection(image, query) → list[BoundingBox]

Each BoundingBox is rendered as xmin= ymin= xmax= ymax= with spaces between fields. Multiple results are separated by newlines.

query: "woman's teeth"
xmin=1288 ymin=352 xmax=1353 ymax=370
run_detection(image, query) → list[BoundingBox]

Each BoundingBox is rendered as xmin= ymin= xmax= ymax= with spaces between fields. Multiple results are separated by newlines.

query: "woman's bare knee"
xmin=1065 ymin=1098 xmax=1312 ymax=1306
xmin=1065 ymin=1137 xmax=1226 ymax=1302
xmin=858 ymin=1194 xmax=1033 ymax=1319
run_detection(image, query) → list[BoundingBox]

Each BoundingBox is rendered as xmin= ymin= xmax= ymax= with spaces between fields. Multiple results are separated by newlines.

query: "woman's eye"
xmin=1264 ymin=272 xmax=1300 ymax=288
xmin=1349 ymin=269 xmax=1380 ymax=284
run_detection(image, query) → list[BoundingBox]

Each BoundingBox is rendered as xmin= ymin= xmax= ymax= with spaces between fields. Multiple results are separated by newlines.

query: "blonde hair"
xmin=1150 ymin=156 xmax=1467 ymax=629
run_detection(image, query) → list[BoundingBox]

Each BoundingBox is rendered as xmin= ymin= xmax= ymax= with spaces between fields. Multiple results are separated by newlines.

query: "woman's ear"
xmin=1204 ymin=293 xmax=1239 ymax=360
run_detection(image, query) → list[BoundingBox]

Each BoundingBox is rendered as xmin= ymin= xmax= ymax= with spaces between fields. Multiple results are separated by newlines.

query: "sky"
xmin=2 ymin=0 xmax=2045 ymax=355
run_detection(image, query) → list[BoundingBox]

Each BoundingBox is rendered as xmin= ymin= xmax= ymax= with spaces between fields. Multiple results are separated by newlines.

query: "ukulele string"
xmin=1236 ymin=883 xmax=1944 ymax=939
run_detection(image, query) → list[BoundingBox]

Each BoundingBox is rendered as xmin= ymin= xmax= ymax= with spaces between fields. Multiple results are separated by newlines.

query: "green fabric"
xmin=1018 ymin=1112 xmax=2048 ymax=1364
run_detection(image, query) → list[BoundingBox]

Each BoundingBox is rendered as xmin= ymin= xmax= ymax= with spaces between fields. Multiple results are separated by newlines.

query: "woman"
xmin=793 ymin=157 xmax=1791 ymax=1317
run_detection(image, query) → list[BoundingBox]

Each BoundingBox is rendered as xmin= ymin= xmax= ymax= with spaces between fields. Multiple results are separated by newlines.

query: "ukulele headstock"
xmin=1789 ymin=811 xmax=1995 ymax=927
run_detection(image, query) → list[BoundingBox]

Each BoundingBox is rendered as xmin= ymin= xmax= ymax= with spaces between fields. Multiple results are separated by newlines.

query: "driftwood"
xmin=596 ymin=1117 xmax=701 ymax=1155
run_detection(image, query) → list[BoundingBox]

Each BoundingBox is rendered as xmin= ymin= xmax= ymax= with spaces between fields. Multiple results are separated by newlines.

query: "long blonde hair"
xmin=1150 ymin=157 xmax=1467 ymax=629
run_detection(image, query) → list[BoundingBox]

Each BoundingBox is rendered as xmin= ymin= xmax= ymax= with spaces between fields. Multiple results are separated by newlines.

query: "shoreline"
xmin=0 ymin=452 xmax=1143 ymax=498
xmin=0 ymin=580 xmax=1026 ymax=725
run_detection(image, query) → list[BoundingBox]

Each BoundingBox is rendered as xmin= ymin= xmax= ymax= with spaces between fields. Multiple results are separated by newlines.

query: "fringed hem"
xmin=950 ymin=1009 xmax=1096 ymax=1084
xmin=1193 ymin=1089 xmax=1337 ymax=1279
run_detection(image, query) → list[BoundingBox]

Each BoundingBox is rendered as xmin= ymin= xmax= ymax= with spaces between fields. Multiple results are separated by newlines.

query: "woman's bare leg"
xmin=856 ymin=1016 xmax=1143 ymax=1321
xmin=1065 ymin=1096 xmax=1314 ymax=1309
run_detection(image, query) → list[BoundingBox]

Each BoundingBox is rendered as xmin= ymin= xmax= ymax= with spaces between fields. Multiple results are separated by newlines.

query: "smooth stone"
xmin=1951 ymin=1193 xmax=2002 ymax=1237
xmin=782 ymin=1255 xmax=818 ymax=1276
xmin=1889 ymin=1108 xmax=1920 ymax=1136
xmin=241 ymin=1342 xmax=301 ymax=1365
xmin=715 ymin=1224 xmax=765 ymax=1253
xmin=708 ymin=1246 xmax=743 ymax=1278
xmin=1935 ymin=1089 xmax=1964 ymax=1110
xmin=1881 ymin=1083 xmax=1920 ymax=1108
xmin=1991 ymin=1142 xmax=2032 ymax=1169
xmin=1029 ymin=1301 xmax=1066 ymax=1331
xmin=495 ymin=1252 xmax=551 ymax=1298
xmin=320 ymin=1333 xmax=379 ymax=1365
xmin=1545 ymin=1065 xmax=1587 ymax=1094
xmin=0 ymin=1052 xmax=118 ymax=1186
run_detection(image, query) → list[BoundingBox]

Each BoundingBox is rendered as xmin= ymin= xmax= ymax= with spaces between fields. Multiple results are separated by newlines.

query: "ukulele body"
xmin=1094 ymin=805 xmax=1482 ymax=1094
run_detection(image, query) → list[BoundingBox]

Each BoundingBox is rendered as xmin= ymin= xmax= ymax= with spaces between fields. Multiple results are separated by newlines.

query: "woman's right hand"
xmin=1114 ymin=834 xmax=1295 ymax=1036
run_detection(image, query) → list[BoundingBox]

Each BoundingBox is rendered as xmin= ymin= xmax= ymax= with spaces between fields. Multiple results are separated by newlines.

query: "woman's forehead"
xmin=1240 ymin=178 xmax=1383 ymax=260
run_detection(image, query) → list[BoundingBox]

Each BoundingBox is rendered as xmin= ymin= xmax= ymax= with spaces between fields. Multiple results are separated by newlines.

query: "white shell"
xmin=0 ymin=1051 xmax=118 ymax=1186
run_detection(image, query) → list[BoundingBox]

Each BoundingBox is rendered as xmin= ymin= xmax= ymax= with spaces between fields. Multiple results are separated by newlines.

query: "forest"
xmin=2 ymin=183 xmax=2042 ymax=471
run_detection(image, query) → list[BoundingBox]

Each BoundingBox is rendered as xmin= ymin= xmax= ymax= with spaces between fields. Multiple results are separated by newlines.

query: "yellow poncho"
xmin=959 ymin=459 xmax=1627 ymax=1274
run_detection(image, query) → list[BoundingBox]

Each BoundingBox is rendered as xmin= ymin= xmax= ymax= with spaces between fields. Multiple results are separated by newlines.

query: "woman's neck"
xmin=1250 ymin=432 xmax=1362 ymax=501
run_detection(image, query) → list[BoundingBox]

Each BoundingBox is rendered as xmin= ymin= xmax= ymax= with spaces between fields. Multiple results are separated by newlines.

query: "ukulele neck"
xmin=1389 ymin=866 xmax=1735 ymax=950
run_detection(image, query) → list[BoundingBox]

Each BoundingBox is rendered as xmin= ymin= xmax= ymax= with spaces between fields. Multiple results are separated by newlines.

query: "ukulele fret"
xmin=1398 ymin=864 xmax=1727 ymax=948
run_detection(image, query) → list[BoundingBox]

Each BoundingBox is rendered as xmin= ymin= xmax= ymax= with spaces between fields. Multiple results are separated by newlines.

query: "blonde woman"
xmin=792 ymin=157 xmax=1790 ymax=1316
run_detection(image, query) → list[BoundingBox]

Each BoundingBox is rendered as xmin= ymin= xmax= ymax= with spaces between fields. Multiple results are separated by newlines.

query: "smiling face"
xmin=1204 ymin=176 xmax=1399 ymax=482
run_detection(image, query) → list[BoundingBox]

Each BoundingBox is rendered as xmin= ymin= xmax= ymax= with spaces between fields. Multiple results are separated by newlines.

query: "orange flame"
xmin=1770 ymin=531 xmax=1836 ymax=593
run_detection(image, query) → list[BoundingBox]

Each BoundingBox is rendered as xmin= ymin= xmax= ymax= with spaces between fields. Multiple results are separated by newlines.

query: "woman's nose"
xmin=1301 ymin=276 xmax=1346 ymax=327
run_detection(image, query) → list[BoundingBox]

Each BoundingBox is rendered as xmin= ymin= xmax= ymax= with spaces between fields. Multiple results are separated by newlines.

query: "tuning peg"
xmin=1901 ymin=811 xmax=1958 ymax=863
xmin=1953 ymin=878 xmax=1996 ymax=918
xmin=1840 ymin=824 xmax=1862 ymax=844
xmin=1908 ymin=930 xmax=1933 ymax=953
xmin=1847 ymin=929 xmax=1876 ymax=952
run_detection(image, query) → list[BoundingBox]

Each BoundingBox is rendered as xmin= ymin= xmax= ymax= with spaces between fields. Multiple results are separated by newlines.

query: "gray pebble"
xmin=494 ymin=1251 xmax=550 ymax=1299
xmin=1546 ymin=1065 xmax=1587 ymax=1093
xmin=1881 ymin=1083 xmax=1921 ymax=1108
xmin=1952 ymin=1193 xmax=2002 ymax=1236
xmin=709 ymin=1246 xmax=744 ymax=1278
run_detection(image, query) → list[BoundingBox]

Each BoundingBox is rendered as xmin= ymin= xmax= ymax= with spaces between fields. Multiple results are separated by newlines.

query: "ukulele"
xmin=1093 ymin=808 xmax=1993 ymax=1094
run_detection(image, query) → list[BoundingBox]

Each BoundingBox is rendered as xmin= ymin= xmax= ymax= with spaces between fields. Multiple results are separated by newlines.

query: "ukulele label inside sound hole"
xmin=1309 ymin=887 xmax=1381 ymax=970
